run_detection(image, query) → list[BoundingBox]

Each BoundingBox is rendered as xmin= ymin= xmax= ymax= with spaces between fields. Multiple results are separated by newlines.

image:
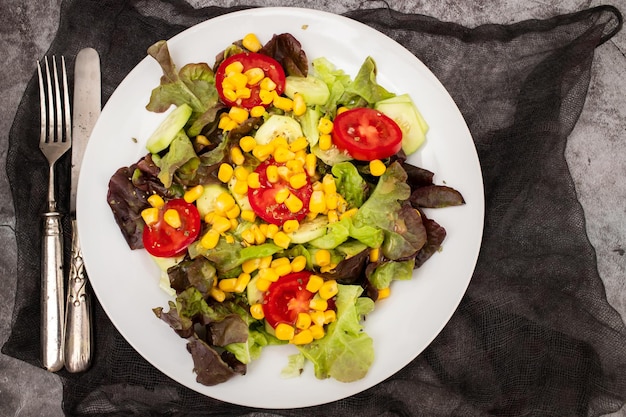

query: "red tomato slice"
xmin=248 ymin=159 xmax=312 ymax=226
xmin=331 ymin=107 xmax=403 ymax=161
xmin=262 ymin=271 xmax=314 ymax=328
xmin=215 ymin=52 xmax=286 ymax=109
xmin=142 ymin=198 xmax=201 ymax=258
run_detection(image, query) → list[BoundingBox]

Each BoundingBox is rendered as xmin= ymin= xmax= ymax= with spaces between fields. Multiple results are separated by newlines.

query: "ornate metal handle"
xmin=41 ymin=211 xmax=65 ymax=372
xmin=64 ymin=219 xmax=92 ymax=372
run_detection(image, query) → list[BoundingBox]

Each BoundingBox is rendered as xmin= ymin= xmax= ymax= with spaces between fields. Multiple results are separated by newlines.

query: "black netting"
xmin=4 ymin=1 xmax=625 ymax=416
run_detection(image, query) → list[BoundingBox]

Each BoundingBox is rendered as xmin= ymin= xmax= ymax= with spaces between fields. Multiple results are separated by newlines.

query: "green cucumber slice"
xmin=145 ymin=103 xmax=193 ymax=154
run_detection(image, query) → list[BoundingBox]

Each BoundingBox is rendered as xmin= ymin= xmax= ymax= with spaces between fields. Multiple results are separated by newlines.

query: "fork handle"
xmin=64 ymin=219 xmax=92 ymax=373
xmin=41 ymin=211 xmax=65 ymax=372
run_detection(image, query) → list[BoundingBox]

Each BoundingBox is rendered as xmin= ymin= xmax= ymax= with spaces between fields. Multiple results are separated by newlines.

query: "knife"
xmin=64 ymin=47 xmax=100 ymax=373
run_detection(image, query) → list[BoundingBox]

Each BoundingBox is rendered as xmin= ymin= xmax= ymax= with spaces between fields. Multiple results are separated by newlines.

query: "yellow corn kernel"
xmin=234 ymin=272 xmax=251 ymax=293
xmin=218 ymin=277 xmax=238 ymax=292
xmin=273 ymin=231 xmax=291 ymax=249
xmin=292 ymin=93 xmax=307 ymax=116
xmin=225 ymin=234 xmax=235 ymax=244
xmin=224 ymin=60 xmax=244 ymax=76
xmin=252 ymin=143 xmax=274 ymax=161
xmin=258 ymin=267 xmax=279 ymax=283
xmin=273 ymin=95 xmax=294 ymax=112
xmin=147 ymin=194 xmax=165 ymax=208
xmin=309 ymin=190 xmax=326 ymax=214
xmin=309 ymin=324 xmax=325 ymax=339
xmin=284 ymin=194 xmax=303 ymax=213
xmin=337 ymin=106 xmax=349 ymax=115
xmin=211 ymin=215 xmax=232 ymax=234
xmin=242 ymin=33 xmax=262 ymax=52
xmin=230 ymin=146 xmax=245 ymax=166
xmin=260 ymin=77 xmax=277 ymax=91
xmin=265 ymin=164 xmax=279 ymax=183
xmin=309 ymin=310 xmax=325 ymax=326
xmin=322 ymin=174 xmax=336 ymax=194
xmin=163 ymin=209 xmax=181 ymax=228
xmin=183 ymin=185 xmax=204 ymax=203
xmin=318 ymin=280 xmax=338 ymax=300
xmin=229 ymin=107 xmax=249 ymax=124
xmin=247 ymin=107 xmax=264 ymax=119
xmin=315 ymin=249 xmax=331 ymax=267
xmin=325 ymin=193 xmax=338 ymax=211
xmin=317 ymin=117 xmax=333 ymax=134
xmin=215 ymin=192 xmax=236 ymax=213
xmin=289 ymin=172 xmax=308 ymax=189
xmin=369 ymin=247 xmax=380 ymax=263
xmin=369 ymin=159 xmax=387 ymax=176
xmin=210 ymin=287 xmax=226 ymax=302
xmin=228 ymin=71 xmax=249 ymax=88
xmin=340 ymin=208 xmax=359 ymax=220
xmin=295 ymin=312 xmax=312 ymax=330
xmin=336 ymin=195 xmax=348 ymax=213
xmin=218 ymin=163 xmax=234 ymax=183
xmin=306 ymin=274 xmax=324 ymax=293
xmin=141 ymin=207 xmax=159 ymax=226
xmin=244 ymin=67 xmax=265 ymax=86
xmin=274 ymin=146 xmax=296 ymax=163
xmin=252 ymin=224 xmax=266 ymax=244
xmin=218 ymin=114 xmax=236 ymax=131
xmin=327 ymin=210 xmax=339 ymax=223
xmin=240 ymin=209 xmax=257 ymax=223
xmin=270 ymin=257 xmax=291 ymax=269
xmin=289 ymin=136 xmax=308 ymax=153
xmin=304 ymin=153 xmax=317 ymax=177
xmin=204 ymin=211 xmax=216 ymax=224
xmin=277 ymin=166 xmax=291 ymax=181
xmin=275 ymin=323 xmax=295 ymax=341
xmin=260 ymin=256 xmax=273 ymax=269
xmin=291 ymin=329 xmax=313 ymax=345
xmin=259 ymin=89 xmax=275 ymax=105
xmin=256 ymin=277 xmax=272 ymax=292
xmin=250 ymin=303 xmax=265 ymax=320
xmin=378 ymin=287 xmax=391 ymax=300
xmin=233 ymin=166 xmax=249 ymax=182
xmin=291 ymin=255 xmax=307 ymax=272
xmin=242 ymin=258 xmax=261 ymax=274
xmin=320 ymin=263 xmax=336 ymax=274
xmin=241 ymin=228 xmax=256 ymax=245
xmin=323 ymin=309 xmax=337 ymax=324
xmin=274 ymin=188 xmax=291 ymax=204
xmin=222 ymin=88 xmax=237 ymax=103
xmin=282 ymin=219 xmax=299 ymax=234
xmin=225 ymin=204 xmax=241 ymax=219
xmin=258 ymin=223 xmax=269 ymax=237
xmin=247 ymin=172 xmax=261 ymax=189
xmin=265 ymin=223 xmax=279 ymax=239
xmin=200 ymin=229 xmax=220 ymax=249
xmin=195 ymin=134 xmax=210 ymax=146
xmin=274 ymin=262 xmax=292 ymax=277
xmin=309 ymin=297 xmax=328 ymax=312
xmin=239 ymin=135 xmax=257 ymax=152
xmin=235 ymin=87 xmax=251 ymax=99
xmin=232 ymin=179 xmax=248 ymax=195
xmin=318 ymin=134 xmax=332 ymax=151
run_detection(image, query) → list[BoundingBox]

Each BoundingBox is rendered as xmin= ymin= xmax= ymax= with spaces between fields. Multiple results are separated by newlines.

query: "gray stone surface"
xmin=1 ymin=0 xmax=624 ymax=415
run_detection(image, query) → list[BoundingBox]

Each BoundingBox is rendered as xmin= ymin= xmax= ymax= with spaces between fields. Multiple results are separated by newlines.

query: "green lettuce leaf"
xmin=331 ymin=161 xmax=369 ymax=208
xmin=153 ymin=130 xmax=198 ymax=188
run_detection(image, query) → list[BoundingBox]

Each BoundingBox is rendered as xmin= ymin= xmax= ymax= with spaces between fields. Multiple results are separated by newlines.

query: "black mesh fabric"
xmin=4 ymin=1 xmax=626 ymax=416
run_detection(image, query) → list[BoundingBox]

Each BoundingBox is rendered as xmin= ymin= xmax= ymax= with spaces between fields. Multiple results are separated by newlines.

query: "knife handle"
xmin=41 ymin=211 xmax=65 ymax=372
xmin=64 ymin=219 xmax=92 ymax=372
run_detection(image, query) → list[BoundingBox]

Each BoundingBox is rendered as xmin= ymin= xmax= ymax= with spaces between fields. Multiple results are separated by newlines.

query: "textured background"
xmin=1 ymin=0 xmax=624 ymax=415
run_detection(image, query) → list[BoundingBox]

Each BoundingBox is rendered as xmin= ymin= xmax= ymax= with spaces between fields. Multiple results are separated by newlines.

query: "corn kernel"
xmin=378 ymin=287 xmax=391 ymax=300
xmin=317 ymin=117 xmax=333 ymax=134
xmin=309 ymin=190 xmax=326 ymax=214
xmin=225 ymin=204 xmax=241 ymax=219
xmin=229 ymin=106 xmax=249 ymax=124
xmin=250 ymin=105 xmax=266 ymax=118
xmin=240 ymin=209 xmax=257 ymax=222
xmin=274 ymin=188 xmax=291 ymax=204
xmin=256 ymin=277 xmax=272 ymax=292
xmin=241 ymin=228 xmax=255 ymax=245
xmin=225 ymin=234 xmax=235 ymax=244
xmin=215 ymin=192 xmax=236 ymax=213
xmin=318 ymin=280 xmax=338 ymax=300
xmin=337 ymin=106 xmax=349 ymax=115
xmin=323 ymin=309 xmax=337 ymax=324
xmin=315 ymin=249 xmax=331 ymax=267
xmin=201 ymin=229 xmax=220 ymax=249
xmin=252 ymin=143 xmax=274 ymax=161
xmin=141 ymin=207 xmax=159 ymax=226
xmin=239 ymin=135 xmax=257 ymax=152
xmin=369 ymin=247 xmax=380 ymax=263
xmin=282 ymin=219 xmax=299 ymax=234
xmin=235 ymin=272 xmax=251 ymax=293
xmin=295 ymin=312 xmax=312 ymax=330
xmin=219 ymin=277 xmax=238 ymax=292
xmin=309 ymin=297 xmax=328 ymax=312
xmin=218 ymin=163 xmax=234 ymax=183
xmin=260 ymin=256 xmax=273 ymax=269
xmin=242 ymin=33 xmax=262 ymax=52
xmin=242 ymin=258 xmax=261 ymax=274
xmin=230 ymin=146 xmax=245 ymax=165
xmin=277 ymin=165 xmax=291 ymax=181
xmin=252 ymin=224 xmax=266 ymax=244
xmin=183 ymin=185 xmax=204 ymax=203
xmin=244 ymin=67 xmax=264 ymax=86
xmin=306 ymin=274 xmax=324 ymax=293
xmin=212 ymin=215 xmax=232 ymax=234
xmin=286 ymin=159 xmax=304 ymax=174
xmin=340 ymin=208 xmax=359 ymax=220
xmin=258 ymin=267 xmax=279 ymax=283
xmin=273 ymin=231 xmax=291 ymax=249
xmin=275 ymin=323 xmax=295 ymax=341
xmin=284 ymin=194 xmax=303 ymax=213
xmin=291 ymin=329 xmax=313 ymax=345
xmin=304 ymin=153 xmax=317 ymax=177
xmin=309 ymin=310 xmax=325 ymax=326
xmin=327 ymin=210 xmax=339 ymax=223
xmin=224 ymin=61 xmax=244 ymax=76
xmin=235 ymin=87 xmax=251 ymax=99
xmin=233 ymin=166 xmax=249 ymax=182
xmin=204 ymin=211 xmax=216 ymax=224
xmin=265 ymin=223 xmax=279 ymax=239
xmin=289 ymin=172 xmax=308 ymax=189
xmin=270 ymin=257 xmax=291 ymax=268
xmin=369 ymin=159 xmax=387 ymax=176
xmin=287 ymin=137 xmax=307 ymax=153
xmin=232 ymin=179 xmax=248 ymax=195
xmin=247 ymin=172 xmax=261 ymax=189
xmin=195 ymin=134 xmax=210 ymax=146
xmin=273 ymin=95 xmax=294 ymax=112
xmin=218 ymin=114 xmax=236 ymax=131
xmin=260 ymin=77 xmax=277 ymax=91
xmin=291 ymin=255 xmax=307 ymax=272
xmin=274 ymin=263 xmax=292 ymax=277
xmin=210 ymin=287 xmax=226 ymax=302
xmin=320 ymin=263 xmax=336 ymax=274
xmin=309 ymin=324 xmax=325 ymax=339
xmin=318 ymin=134 xmax=332 ymax=150
xmin=222 ymin=88 xmax=237 ymax=103
xmin=163 ymin=209 xmax=181 ymax=228
xmin=265 ymin=164 xmax=279 ymax=183
xmin=325 ymin=193 xmax=338 ymax=211
xmin=250 ymin=303 xmax=265 ymax=320
xmin=259 ymin=89 xmax=275 ymax=105
xmin=147 ymin=194 xmax=164 ymax=208
xmin=274 ymin=146 xmax=296 ymax=163
xmin=292 ymin=93 xmax=307 ymax=116
xmin=322 ymin=174 xmax=337 ymax=194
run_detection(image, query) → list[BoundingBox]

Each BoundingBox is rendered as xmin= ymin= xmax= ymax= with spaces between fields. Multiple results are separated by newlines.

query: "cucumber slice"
xmin=284 ymin=75 xmax=330 ymax=105
xmin=228 ymin=177 xmax=253 ymax=212
xmin=375 ymin=94 xmax=428 ymax=155
xmin=297 ymin=107 xmax=321 ymax=147
xmin=247 ymin=276 xmax=263 ymax=305
xmin=195 ymin=183 xmax=229 ymax=217
xmin=287 ymin=216 xmax=329 ymax=244
xmin=146 ymin=103 xmax=193 ymax=154
xmin=254 ymin=114 xmax=303 ymax=145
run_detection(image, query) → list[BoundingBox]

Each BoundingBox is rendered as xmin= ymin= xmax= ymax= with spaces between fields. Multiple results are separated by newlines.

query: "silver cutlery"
xmin=37 ymin=55 xmax=71 ymax=372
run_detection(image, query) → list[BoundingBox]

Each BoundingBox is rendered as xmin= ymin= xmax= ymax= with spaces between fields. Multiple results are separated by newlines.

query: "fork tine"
xmin=44 ymin=56 xmax=55 ymax=144
xmin=37 ymin=59 xmax=46 ymax=145
xmin=60 ymin=56 xmax=71 ymax=144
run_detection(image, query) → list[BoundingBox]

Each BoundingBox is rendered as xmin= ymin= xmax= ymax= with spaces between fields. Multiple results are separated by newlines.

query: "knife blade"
xmin=64 ymin=47 xmax=100 ymax=373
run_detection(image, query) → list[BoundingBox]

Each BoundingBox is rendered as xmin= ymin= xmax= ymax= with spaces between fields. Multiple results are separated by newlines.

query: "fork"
xmin=38 ymin=56 xmax=71 ymax=372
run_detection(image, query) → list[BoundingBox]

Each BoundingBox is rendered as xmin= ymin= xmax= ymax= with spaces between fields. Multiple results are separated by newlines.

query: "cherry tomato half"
xmin=262 ymin=271 xmax=314 ymax=328
xmin=142 ymin=198 xmax=201 ymax=258
xmin=248 ymin=159 xmax=312 ymax=226
xmin=215 ymin=52 xmax=286 ymax=109
xmin=331 ymin=107 xmax=403 ymax=161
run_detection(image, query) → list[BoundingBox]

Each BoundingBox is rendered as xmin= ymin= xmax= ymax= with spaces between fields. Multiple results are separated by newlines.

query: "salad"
xmin=107 ymin=32 xmax=465 ymax=386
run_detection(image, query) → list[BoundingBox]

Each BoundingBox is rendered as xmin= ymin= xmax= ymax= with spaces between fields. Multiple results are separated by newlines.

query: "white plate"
xmin=78 ymin=7 xmax=484 ymax=409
